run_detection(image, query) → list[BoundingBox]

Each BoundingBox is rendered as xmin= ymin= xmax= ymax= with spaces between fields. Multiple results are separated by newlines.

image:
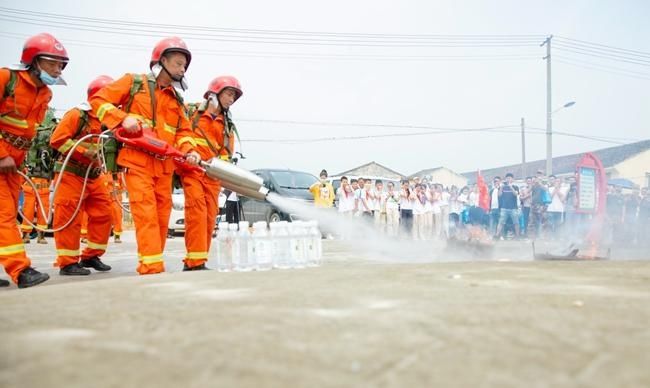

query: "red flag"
xmin=477 ymin=170 xmax=489 ymax=211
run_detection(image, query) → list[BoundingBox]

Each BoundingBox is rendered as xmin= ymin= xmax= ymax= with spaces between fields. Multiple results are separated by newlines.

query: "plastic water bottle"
xmin=289 ymin=221 xmax=307 ymax=268
xmin=252 ymin=221 xmax=272 ymax=271
xmin=226 ymin=223 xmax=239 ymax=270
xmin=216 ymin=222 xmax=233 ymax=272
xmin=234 ymin=221 xmax=253 ymax=271
xmin=271 ymin=222 xmax=291 ymax=269
xmin=306 ymin=221 xmax=323 ymax=267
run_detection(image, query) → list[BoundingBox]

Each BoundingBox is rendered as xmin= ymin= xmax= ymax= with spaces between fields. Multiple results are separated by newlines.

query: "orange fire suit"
xmin=80 ymin=210 xmax=89 ymax=239
xmin=90 ymin=73 xmax=196 ymax=274
xmin=50 ymin=107 xmax=112 ymax=268
xmin=20 ymin=176 xmax=51 ymax=233
xmin=105 ymin=172 xmax=124 ymax=237
xmin=180 ymin=109 xmax=235 ymax=268
xmin=0 ymin=68 xmax=51 ymax=283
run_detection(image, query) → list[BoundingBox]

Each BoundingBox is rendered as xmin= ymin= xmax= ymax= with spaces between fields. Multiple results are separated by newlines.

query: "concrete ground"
xmin=0 ymin=232 xmax=649 ymax=388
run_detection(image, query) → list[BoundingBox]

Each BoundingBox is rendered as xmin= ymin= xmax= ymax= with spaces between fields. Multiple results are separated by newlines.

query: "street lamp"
xmin=552 ymin=101 xmax=576 ymax=115
xmin=546 ymin=100 xmax=576 ymax=175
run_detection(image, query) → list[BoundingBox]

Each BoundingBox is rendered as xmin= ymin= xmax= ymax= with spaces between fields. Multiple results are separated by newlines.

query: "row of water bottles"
xmin=213 ymin=220 xmax=323 ymax=272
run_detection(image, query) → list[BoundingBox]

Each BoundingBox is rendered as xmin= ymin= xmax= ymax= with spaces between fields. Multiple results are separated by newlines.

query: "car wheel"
xmin=268 ymin=211 xmax=282 ymax=223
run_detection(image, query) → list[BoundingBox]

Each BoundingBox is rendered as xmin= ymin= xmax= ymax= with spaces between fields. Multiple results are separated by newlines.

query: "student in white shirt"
xmin=547 ymin=176 xmax=567 ymax=235
xmin=439 ymin=186 xmax=451 ymax=239
xmin=399 ymin=180 xmax=414 ymax=237
xmin=372 ymin=180 xmax=387 ymax=230
xmin=412 ymin=184 xmax=427 ymax=240
xmin=430 ymin=184 xmax=442 ymax=239
xmin=336 ymin=176 xmax=356 ymax=215
xmin=385 ymin=181 xmax=400 ymax=237
xmin=423 ymin=184 xmax=433 ymax=238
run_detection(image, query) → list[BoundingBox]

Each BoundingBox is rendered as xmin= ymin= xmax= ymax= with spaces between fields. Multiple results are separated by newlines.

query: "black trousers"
xmin=225 ymin=200 xmax=240 ymax=224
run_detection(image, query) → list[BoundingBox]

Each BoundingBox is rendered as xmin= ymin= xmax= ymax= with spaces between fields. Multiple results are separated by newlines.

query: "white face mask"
xmin=151 ymin=63 xmax=189 ymax=91
xmin=208 ymin=94 xmax=220 ymax=109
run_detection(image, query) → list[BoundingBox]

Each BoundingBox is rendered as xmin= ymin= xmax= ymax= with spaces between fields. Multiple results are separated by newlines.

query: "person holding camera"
xmin=495 ymin=172 xmax=521 ymax=240
xmin=309 ymin=169 xmax=335 ymax=208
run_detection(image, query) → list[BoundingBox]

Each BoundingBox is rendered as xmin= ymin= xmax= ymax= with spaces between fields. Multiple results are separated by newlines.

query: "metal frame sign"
xmin=575 ymin=152 xmax=607 ymax=215
xmin=577 ymin=167 xmax=596 ymax=212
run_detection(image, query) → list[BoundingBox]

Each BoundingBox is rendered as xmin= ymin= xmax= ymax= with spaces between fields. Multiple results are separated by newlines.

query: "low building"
xmin=462 ymin=139 xmax=650 ymax=188
xmin=409 ymin=166 xmax=468 ymax=188
xmin=334 ymin=161 xmax=405 ymax=182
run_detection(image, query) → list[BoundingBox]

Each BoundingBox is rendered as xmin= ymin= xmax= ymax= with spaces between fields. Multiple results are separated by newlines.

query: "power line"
xmin=0 ymin=13 xmax=543 ymax=48
xmin=555 ymin=58 xmax=650 ymax=81
xmin=0 ymin=6 xmax=545 ymax=42
xmin=555 ymin=35 xmax=650 ymax=59
xmin=555 ymin=54 xmax=650 ymax=77
xmin=0 ymin=31 xmax=541 ymax=62
xmin=553 ymin=42 xmax=650 ymax=67
xmin=526 ymin=126 xmax=642 ymax=144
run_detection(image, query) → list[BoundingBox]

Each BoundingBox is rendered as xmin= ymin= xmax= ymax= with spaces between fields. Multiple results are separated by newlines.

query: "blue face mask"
xmin=39 ymin=71 xmax=60 ymax=86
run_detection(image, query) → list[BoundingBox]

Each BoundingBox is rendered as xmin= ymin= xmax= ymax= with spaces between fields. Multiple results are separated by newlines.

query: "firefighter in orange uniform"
xmin=105 ymin=171 xmax=125 ymax=243
xmin=20 ymin=174 xmax=50 ymax=244
xmin=90 ymin=37 xmax=200 ymax=275
xmin=79 ymin=210 xmax=89 ymax=243
xmin=50 ymin=75 xmax=115 ymax=275
xmin=0 ymin=33 xmax=68 ymax=288
xmin=181 ymin=76 xmax=242 ymax=270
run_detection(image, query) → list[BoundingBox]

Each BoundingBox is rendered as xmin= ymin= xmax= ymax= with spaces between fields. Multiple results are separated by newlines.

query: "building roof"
xmin=335 ymin=161 xmax=405 ymax=180
xmin=462 ymin=139 xmax=650 ymax=184
xmin=409 ymin=166 xmax=465 ymax=179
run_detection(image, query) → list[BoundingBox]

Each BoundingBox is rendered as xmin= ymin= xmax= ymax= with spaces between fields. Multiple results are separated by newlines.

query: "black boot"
xmin=17 ymin=267 xmax=50 ymax=288
xmin=0 ymin=278 xmax=10 ymax=287
xmin=183 ymin=263 xmax=211 ymax=271
xmin=80 ymin=257 xmax=112 ymax=272
xmin=60 ymin=263 xmax=91 ymax=276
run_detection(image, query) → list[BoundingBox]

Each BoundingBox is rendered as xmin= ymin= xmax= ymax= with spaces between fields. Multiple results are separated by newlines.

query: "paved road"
xmin=1 ymin=232 xmax=648 ymax=388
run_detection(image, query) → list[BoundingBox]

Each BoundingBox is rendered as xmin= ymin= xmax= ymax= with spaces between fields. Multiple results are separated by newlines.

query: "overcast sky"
xmin=1 ymin=0 xmax=648 ymax=177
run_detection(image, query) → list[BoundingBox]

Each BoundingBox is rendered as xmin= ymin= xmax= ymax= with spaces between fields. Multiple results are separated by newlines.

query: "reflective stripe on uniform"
xmin=177 ymin=136 xmax=197 ymax=147
xmin=163 ymin=123 xmax=177 ymax=135
xmin=20 ymin=225 xmax=32 ymax=231
xmin=194 ymin=138 xmax=220 ymax=149
xmin=97 ymin=103 xmax=117 ymax=121
xmin=0 ymin=243 xmax=25 ymax=255
xmin=58 ymin=139 xmax=77 ymax=153
xmin=36 ymin=224 xmax=48 ymax=229
xmin=139 ymin=253 xmax=164 ymax=264
xmin=0 ymin=115 xmax=29 ymax=129
xmin=56 ymin=249 xmax=80 ymax=257
xmin=186 ymin=251 xmax=208 ymax=260
xmin=86 ymin=241 xmax=108 ymax=250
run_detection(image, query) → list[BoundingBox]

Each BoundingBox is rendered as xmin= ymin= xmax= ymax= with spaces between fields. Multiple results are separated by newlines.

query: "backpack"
xmin=2 ymin=68 xmax=17 ymax=101
xmin=25 ymin=107 xmax=58 ymax=179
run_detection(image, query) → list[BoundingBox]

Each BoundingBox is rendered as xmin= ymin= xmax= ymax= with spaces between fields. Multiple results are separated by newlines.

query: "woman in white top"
xmin=430 ymin=185 xmax=442 ymax=239
xmin=412 ymin=184 xmax=427 ymax=240
xmin=439 ymin=186 xmax=451 ymax=239
xmin=399 ymin=181 xmax=414 ymax=237
xmin=337 ymin=177 xmax=356 ymax=215
xmin=547 ymin=178 xmax=567 ymax=236
xmin=384 ymin=182 xmax=400 ymax=237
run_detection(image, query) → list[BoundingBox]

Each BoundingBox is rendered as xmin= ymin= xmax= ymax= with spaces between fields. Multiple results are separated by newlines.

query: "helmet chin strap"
xmin=158 ymin=61 xmax=183 ymax=83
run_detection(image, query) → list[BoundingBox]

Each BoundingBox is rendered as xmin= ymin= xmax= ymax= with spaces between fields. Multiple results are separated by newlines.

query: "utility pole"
xmin=521 ymin=117 xmax=526 ymax=178
xmin=541 ymin=35 xmax=553 ymax=175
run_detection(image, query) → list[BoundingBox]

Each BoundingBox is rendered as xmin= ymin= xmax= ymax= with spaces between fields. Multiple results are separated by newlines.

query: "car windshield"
xmin=269 ymin=171 xmax=318 ymax=189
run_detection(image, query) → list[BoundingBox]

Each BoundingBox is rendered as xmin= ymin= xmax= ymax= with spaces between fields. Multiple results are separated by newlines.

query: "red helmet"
xmin=87 ymin=75 xmax=114 ymax=98
xmin=21 ymin=33 xmax=69 ymax=68
xmin=150 ymin=37 xmax=191 ymax=70
xmin=204 ymin=76 xmax=243 ymax=100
